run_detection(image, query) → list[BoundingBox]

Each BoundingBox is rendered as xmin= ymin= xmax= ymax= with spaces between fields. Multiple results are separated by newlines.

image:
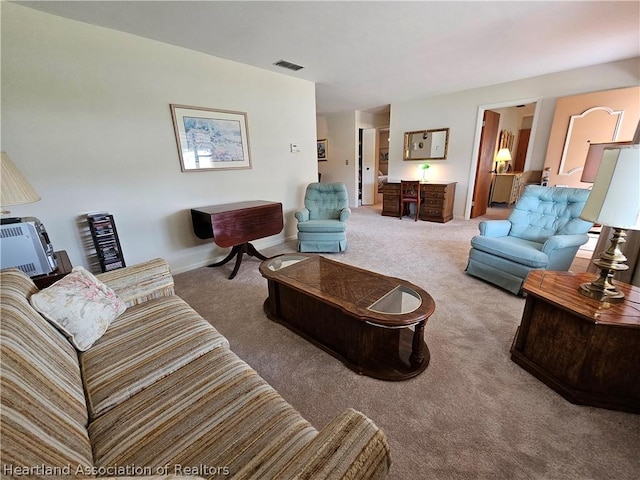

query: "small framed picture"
xmin=317 ymin=139 xmax=328 ymax=161
xmin=170 ymin=104 xmax=252 ymax=172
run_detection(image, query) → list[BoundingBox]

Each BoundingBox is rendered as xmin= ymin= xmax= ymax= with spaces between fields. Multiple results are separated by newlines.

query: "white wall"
xmin=316 ymin=110 xmax=389 ymax=208
xmin=1 ymin=3 xmax=318 ymax=273
xmin=389 ymin=57 xmax=640 ymax=219
xmin=316 ymin=111 xmax=357 ymax=206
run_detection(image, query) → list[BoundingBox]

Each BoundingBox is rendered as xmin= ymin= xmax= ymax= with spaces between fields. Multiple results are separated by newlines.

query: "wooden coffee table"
xmin=259 ymin=255 xmax=436 ymax=381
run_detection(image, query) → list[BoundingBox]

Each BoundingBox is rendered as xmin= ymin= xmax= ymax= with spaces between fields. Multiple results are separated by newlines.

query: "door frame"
xmin=464 ymin=97 xmax=542 ymax=220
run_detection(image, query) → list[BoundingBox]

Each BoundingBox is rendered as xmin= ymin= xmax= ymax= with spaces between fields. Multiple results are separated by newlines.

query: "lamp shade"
xmin=580 ymin=145 xmax=640 ymax=230
xmin=495 ymin=148 xmax=512 ymax=162
xmin=581 ymin=141 xmax=632 ymax=183
xmin=1 ymin=152 xmax=40 ymax=209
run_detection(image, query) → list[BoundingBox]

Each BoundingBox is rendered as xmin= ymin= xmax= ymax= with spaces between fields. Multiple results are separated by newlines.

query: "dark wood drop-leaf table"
xmin=191 ymin=201 xmax=283 ymax=279
xmin=259 ymin=254 xmax=436 ymax=381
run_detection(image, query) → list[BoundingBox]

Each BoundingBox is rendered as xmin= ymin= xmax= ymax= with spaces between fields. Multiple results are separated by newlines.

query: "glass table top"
xmin=368 ymin=285 xmax=422 ymax=315
xmin=266 ymin=255 xmax=309 ymax=271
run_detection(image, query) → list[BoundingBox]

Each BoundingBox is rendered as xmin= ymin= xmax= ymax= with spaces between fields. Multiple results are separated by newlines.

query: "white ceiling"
xmin=17 ymin=1 xmax=640 ymax=115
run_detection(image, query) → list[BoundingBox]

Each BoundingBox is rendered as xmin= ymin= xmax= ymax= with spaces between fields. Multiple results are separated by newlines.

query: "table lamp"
xmin=495 ymin=148 xmax=511 ymax=173
xmin=581 ymin=141 xmax=633 ymax=183
xmin=578 ymin=144 xmax=640 ymax=302
xmin=1 ymin=151 xmax=40 ymax=217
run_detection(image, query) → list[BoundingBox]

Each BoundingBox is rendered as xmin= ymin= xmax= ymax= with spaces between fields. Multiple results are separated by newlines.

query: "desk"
xmin=511 ymin=270 xmax=640 ymax=413
xmin=382 ymin=182 xmax=456 ymax=222
xmin=191 ymin=201 xmax=283 ymax=279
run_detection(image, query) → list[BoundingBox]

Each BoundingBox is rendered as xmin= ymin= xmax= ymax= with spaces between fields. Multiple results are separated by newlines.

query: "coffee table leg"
xmin=409 ymin=321 xmax=426 ymax=366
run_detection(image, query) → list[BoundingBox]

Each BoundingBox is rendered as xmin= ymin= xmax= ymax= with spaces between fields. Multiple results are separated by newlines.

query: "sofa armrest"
xmin=96 ymin=258 xmax=175 ymax=307
xmin=339 ymin=207 xmax=352 ymax=222
xmin=542 ymin=234 xmax=589 ymax=254
xmin=295 ymin=208 xmax=310 ymax=222
xmin=273 ymin=408 xmax=390 ymax=480
xmin=93 ymin=476 xmax=205 ymax=480
xmin=479 ymin=220 xmax=512 ymax=237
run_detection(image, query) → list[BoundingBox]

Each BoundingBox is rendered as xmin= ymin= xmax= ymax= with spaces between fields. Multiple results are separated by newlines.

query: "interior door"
xmin=514 ymin=128 xmax=531 ymax=172
xmin=471 ymin=110 xmax=500 ymax=218
xmin=361 ymin=128 xmax=377 ymax=205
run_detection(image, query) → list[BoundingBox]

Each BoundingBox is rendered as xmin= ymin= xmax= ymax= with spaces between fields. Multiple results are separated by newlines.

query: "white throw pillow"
xmin=30 ymin=266 xmax=126 ymax=351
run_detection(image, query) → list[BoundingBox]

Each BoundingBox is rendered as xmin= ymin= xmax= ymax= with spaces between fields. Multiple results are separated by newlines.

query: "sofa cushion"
xmin=89 ymin=348 xmax=318 ymax=478
xmin=81 ymin=295 xmax=229 ymax=419
xmin=30 ymin=266 xmax=126 ymax=351
xmin=0 ymin=269 xmax=94 ymax=473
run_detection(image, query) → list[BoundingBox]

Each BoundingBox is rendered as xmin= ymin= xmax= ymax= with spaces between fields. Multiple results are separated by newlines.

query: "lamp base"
xmin=578 ymin=227 xmax=628 ymax=303
xmin=579 ymin=281 xmax=625 ymax=303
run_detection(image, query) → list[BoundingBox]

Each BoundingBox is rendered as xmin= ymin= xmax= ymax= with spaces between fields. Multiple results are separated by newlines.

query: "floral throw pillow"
xmin=30 ymin=266 xmax=126 ymax=351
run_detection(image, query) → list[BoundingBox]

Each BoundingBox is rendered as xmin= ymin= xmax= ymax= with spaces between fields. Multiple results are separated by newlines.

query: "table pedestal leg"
xmin=209 ymin=242 xmax=269 ymax=279
xmin=409 ymin=321 xmax=426 ymax=367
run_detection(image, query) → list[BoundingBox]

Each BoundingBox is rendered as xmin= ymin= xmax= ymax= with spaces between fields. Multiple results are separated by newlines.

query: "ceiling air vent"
xmin=274 ymin=60 xmax=304 ymax=71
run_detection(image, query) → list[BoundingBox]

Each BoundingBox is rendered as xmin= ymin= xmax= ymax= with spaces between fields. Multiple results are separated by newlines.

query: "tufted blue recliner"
xmin=295 ymin=182 xmax=351 ymax=253
xmin=466 ymin=185 xmax=593 ymax=295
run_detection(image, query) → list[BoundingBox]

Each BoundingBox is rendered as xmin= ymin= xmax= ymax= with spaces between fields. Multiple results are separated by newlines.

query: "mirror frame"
xmin=403 ymin=128 xmax=449 ymax=161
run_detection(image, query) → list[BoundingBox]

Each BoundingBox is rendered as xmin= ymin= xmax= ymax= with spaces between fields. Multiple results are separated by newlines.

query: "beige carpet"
xmin=174 ymin=205 xmax=639 ymax=480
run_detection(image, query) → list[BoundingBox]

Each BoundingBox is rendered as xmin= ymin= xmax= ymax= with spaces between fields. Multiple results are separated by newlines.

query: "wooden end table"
xmin=511 ymin=270 xmax=640 ymax=413
xmin=32 ymin=250 xmax=73 ymax=289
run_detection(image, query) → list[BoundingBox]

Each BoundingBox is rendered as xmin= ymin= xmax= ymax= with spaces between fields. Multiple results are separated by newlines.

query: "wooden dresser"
xmin=382 ymin=182 xmax=456 ymax=223
xmin=489 ymin=173 xmax=522 ymax=206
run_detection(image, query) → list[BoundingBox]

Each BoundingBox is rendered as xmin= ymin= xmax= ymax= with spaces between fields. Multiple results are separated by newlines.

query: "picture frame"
xmin=317 ymin=139 xmax=328 ymax=161
xmin=170 ymin=104 xmax=252 ymax=172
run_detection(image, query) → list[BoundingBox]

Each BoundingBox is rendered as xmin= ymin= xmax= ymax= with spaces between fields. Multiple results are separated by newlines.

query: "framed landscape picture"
xmin=170 ymin=104 xmax=252 ymax=171
xmin=317 ymin=139 xmax=328 ymax=161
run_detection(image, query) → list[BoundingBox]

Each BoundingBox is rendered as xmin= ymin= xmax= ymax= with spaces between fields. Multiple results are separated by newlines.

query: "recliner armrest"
xmin=339 ymin=207 xmax=352 ymax=222
xmin=479 ymin=220 xmax=512 ymax=237
xmin=542 ymin=234 xmax=589 ymax=254
xmin=295 ymin=208 xmax=310 ymax=222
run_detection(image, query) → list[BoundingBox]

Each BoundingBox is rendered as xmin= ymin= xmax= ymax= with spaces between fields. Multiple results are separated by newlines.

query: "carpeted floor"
xmin=174 ymin=205 xmax=639 ymax=480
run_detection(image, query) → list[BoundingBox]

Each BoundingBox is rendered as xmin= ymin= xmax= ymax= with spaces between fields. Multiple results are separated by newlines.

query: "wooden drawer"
xmin=419 ymin=182 xmax=456 ymax=223
xmin=382 ymin=183 xmax=400 ymax=216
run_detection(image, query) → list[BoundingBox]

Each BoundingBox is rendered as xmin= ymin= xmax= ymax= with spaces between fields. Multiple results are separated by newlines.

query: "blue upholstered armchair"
xmin=466 ymin=185 xmax=593 ymax=294
xmin=295 ymin=182 xmax=351 ymax=253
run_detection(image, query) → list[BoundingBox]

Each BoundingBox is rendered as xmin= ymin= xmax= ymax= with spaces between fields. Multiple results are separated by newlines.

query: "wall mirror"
xmin=403 ymin=128 xmax=449 ymax=160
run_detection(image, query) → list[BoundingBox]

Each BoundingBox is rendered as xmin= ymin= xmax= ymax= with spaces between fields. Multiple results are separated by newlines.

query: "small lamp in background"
xmin=418 ymin=163 xmax=430 ymax=181
xmin=495 ymin=148 xmax=511 ymax=173
xmin=1 ymin=152 xmax=40 ymax=217
xmin=578 ymin=144 xmax=640 ymax=302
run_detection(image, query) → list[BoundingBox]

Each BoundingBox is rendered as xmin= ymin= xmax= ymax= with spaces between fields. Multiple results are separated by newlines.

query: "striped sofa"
xmin=1 ymin=258 xmax=390 ymax=479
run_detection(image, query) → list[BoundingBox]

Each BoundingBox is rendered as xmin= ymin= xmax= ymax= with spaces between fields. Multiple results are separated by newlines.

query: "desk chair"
xmin=400 ymin=180 xmax=421 ymax=221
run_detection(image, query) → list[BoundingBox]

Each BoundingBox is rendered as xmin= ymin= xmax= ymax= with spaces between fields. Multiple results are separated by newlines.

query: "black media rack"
xmin=86 ymin=213 xmax=126 ymax=272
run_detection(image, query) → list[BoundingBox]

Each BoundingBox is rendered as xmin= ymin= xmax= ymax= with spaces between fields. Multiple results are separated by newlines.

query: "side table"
xmin=511 ymin=270 xmax=640 ymax=413
xmin=32 ymin=250 xmax=72 ymax=289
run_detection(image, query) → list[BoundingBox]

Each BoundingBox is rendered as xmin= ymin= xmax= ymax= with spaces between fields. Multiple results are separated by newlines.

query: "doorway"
xmin=465 ymin=98 xmax=541 ymax=220
xmin=359 ymin=128 xmax=377 ymax=206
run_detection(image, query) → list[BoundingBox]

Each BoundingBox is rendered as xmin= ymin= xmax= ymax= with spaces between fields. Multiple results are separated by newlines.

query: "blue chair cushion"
xmin=508 ymin=186 xmax=592 ymax=242
xmin=470 ymin=235 xmax=547 ymax=268
xmin=297 ymin=220 xmax=347 ymax=233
